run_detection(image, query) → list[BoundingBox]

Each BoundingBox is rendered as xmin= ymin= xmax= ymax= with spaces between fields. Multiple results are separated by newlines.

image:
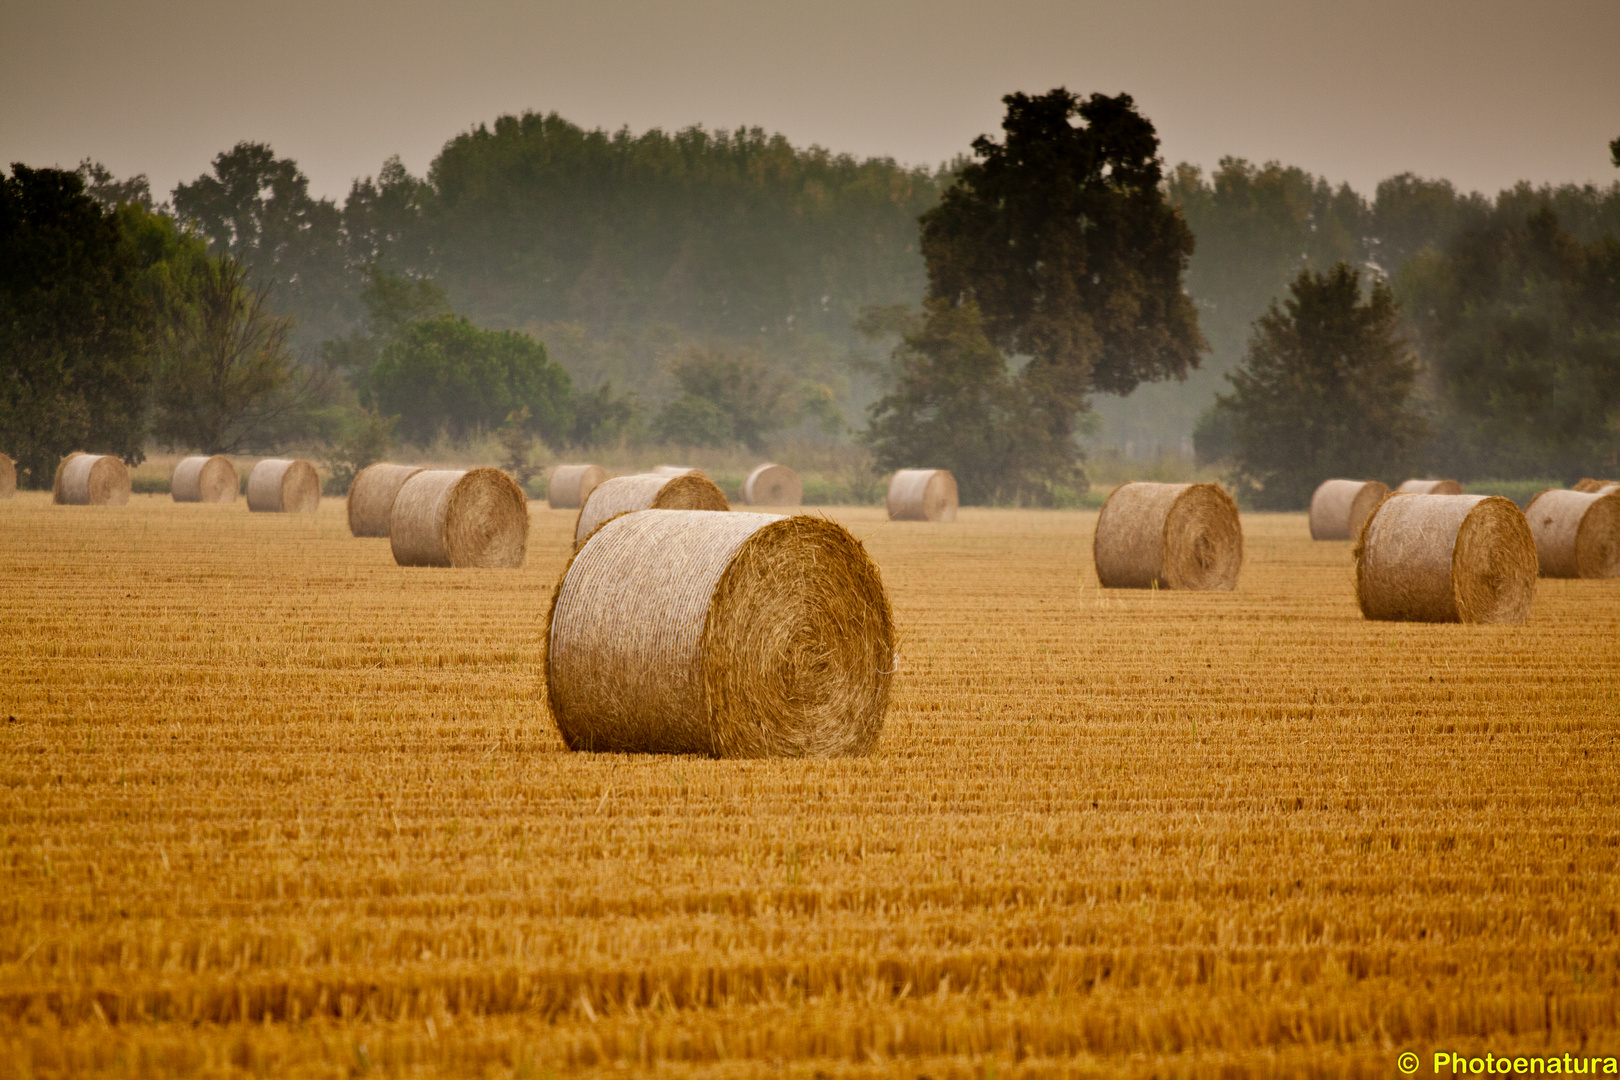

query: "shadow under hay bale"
xmin=1309 ymin=479 xmax=1390 ymax=540
xmin=52 ymin=453 xmax=130 ymax=506
xmin=171 ymin=455 xmax=239 ymax=503
xmin=346 ymin=463 xmax=424 ymax=537
xmin=246 ymin=459 xmax=320 ymax=513
xmin=546 ymin=509 xmax=894 ymax=758
xmin=742 ymin=463 xmax=802 ymax=506
xmin=1355 ymin=493 xmax=1537 ymax=624
xmin=887 ymin=469 xmax=957 ymax=522
xmin=574 ymin=472 xmax=729 ymax=550
xmin=1524 ymin=488 xmax=1620 ymax=578
xmin=0 ymin=453 xmax=14 ymax=499
xmin=547 ymin=464 xmax=606 ymax=510
xmin=390 ymin=468 xmax=529 ymax=568
xmin=1397 ymin=479 xmax=1463 ymax=495
xmin=1094 ymin=482 xmax=1243 ymax=590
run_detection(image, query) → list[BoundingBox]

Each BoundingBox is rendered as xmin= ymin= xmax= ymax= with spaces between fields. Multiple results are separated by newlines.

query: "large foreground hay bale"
xmin=246 ymin=458 xmax=320 ymax=513
xmin=1397 ymin=478 xmax=1463 ymax=495
xmin=1355 ymin=493 xmax=1537 ymax=623
xmin=1094 ymin=482 xmax=1243 ymax=590
xmin=546 ymin=509 xmax=894 ymax=757
xmin=1523 ymin=488 xmax=1620 ymax=578
xmin=887 ymin=469 xmax=958 ymax=522
xmin=390 ymin=468 xmax=529 ymax=567
xmin=171 ymin=455 xmax=239 ymax=503
xmin=0 ymin=453 xmax=14 ymax=499
xmin=1309 ymin=479 xmax=1389 ymax=540
xmin=574 ymin=472 xmax=729 ymax=549
xmin=547 ymin=464 xmax=606 ymax=509
xmin=52 ymin=453 xmax=130 ymax=506
xmin=346 ymin=463 xmax=424 ymax=537
xmin=742 ymin=463 xmax=803 ymax=506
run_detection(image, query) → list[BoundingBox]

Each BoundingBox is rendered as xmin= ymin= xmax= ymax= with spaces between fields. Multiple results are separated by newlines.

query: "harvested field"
xmin=1 ymin=494 xmax=1618 ymax=1079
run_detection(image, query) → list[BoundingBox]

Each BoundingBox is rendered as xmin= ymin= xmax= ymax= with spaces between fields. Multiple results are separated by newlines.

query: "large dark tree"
xmin=919 ymin=89 xmax=1205 ymax=433
xmin=0 ymin=165 xmax=155 ymax=486
xmin=1216 ymin=264 xmax=1426 ymax=508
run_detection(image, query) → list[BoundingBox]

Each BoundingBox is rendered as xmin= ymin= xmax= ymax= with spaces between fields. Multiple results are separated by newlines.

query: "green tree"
xmin=655 ymin=348 xmax=793 ymax=450
xmin=0 ymin=164 xmax=156 ymax=486
xmin=862 ymin=301 xmax=1077 ymax=504
xmin=321 ymin=266 xmax=451 ymax=385
xmin=370 ymin=315 xmax=570 ymax=444
xmin=1216 ymin=264 xmax=1426 ymax=508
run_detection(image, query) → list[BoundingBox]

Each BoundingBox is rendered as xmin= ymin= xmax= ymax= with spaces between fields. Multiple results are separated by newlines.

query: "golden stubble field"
xmin=1 ymin=492 xmax=1618 ymax=1079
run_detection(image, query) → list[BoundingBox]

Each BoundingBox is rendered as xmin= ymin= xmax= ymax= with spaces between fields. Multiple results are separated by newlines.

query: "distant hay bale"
xmin=52 ymin=453 xmax=130 ymax=506
xmin=886 ymin=469 xmax=958 ymax=522
xmin=1396 ymin=478 xmax=1464 ymax=495
xmin=1523 ymin=488 xmax=1620 ymax=578
xmin=653 ymin=465 xmax=696 ymax=477
xmin=1093 ymin=482 xmax=1243 ymax=590
xmin=574 ymin=472 xmax=729 ymax=550
xmin=546 ymin=509 xmax=894 ymax=757
xmin=1309 ymin=479 xmax=1390 ymax=540
xmin=546 ymin=464 xmax=607 ymax=510
xmin=246 ymin=458 xmax=320 ymax=513
xmin=0 ymin=453 xmax=14 ymax=499
xmin=171 ymin=455 xmax=239 ymax=503
xmin=389 ymin=468 xmax=529 ymax=568
xmin=345 ymin=463 xmax=424 ymax=537
xmin=1355 ymin=493 xmax=1537 ymax=624
xmin=1573 ymin=478 xmax=1620 ymax=495
xmin=742 ymin=463 xmax=803 ymax=506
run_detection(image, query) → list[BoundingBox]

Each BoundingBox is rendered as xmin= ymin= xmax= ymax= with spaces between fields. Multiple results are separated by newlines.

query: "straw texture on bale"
xmin=345 ymin=463 xmax=423 ymax=537
xmin=246 ymin=458 xmax=320 ymax=513
xmin=1523 ymin=488 xmax=1620 ymax=579
xmin=574 ymin=472 xmax=730 ymax=550
xmin=546 ymin=464 xmax=607 ymax=509
xmin=389 ymin=468 xmax=529 ymax=568
xmin=653 ymin=465 xmax=696 ymax=477
xmin=886 ymin=469 xmax=958 ymax=522
xmin=1396 ymin=478 xmax=1464 ymax=495
xmin=52 ymin=453 xmax=130 ymax=506
xmin=1573 ymin=478 xmax=1620 ymax=495
xmin=1308 ymin=479 xmax=1390 ymax=540
xmin=1355 ymin=493 xmax=1537 ymax=624
xmin=170 ymin=455 xmax=239 ymax=503
xmin=741 ymin=462 xmax=803 ymax=506
xmin=1093 ymin=482 xmax=1244 ymax=590
xmin=0 ymin=453 xmax=14 ymax=499
xmin=546 ymin=509 xmax=894 ymax=758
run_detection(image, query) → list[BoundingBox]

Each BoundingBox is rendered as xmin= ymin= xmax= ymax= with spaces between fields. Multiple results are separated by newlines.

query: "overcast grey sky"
xmin=2 ymin=0 xmax=1616 ymax=204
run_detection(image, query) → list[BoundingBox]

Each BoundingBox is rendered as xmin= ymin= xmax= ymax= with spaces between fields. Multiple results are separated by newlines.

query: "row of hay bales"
xmin=545 ymin=462 xmax=809 ymax=510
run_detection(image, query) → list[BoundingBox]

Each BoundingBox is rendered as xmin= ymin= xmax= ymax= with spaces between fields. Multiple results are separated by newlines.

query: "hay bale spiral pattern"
xmin=389 ymin=468 xmax=529 ymax=568
xmin=1093 ymin=482 xmax=1243 ymax=590
xmin=742 ymin=463 xmax=803 ymax=506
xmin=346 ymin=463 xmax=424 ymax=537
xmin=547 ymin=465 xmax=607 ymax=510
xmin=546 ymin=509 xmax=895 ymax=758
xmin=574 ymin=473 xmax=729 ymax=550
xmin=1355 ymin=493 xmax=1537 ymax=624
xmin=246 ymin=459 xmax=320 ymax=513
xmin=1396 ymin=479 xmax=1464 ymax=495
xmin=1524 ymin=489 xmax=1620 ymax=578
xmin=52 ymin=453 xmax=130 ymax=506
xmin=1309 ymin=479 xmax=1390 ymax=540
xmin=171 ymin=455 xmax=239 ymax=503
xmin=887 ymin=469 xmax=958 ymax=522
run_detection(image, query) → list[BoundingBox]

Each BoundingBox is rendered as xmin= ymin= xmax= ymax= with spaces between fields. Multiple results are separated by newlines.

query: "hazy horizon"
xmin=3 ymin=0 xmax=1617 ymax=205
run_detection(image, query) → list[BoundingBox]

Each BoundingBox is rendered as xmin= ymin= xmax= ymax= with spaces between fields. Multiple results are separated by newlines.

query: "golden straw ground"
xmin=1 ymin=497 xmax=1618 ymax=1077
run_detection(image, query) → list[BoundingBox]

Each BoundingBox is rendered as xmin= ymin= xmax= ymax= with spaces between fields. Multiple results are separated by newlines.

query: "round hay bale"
xmin=741 ymin=463 xmax=803 ymax=506
xmin=1573 ymin=478 xmax=1620 ymax=494
xmin=389 ymin=468 xmax=529 ymax=568
xmin=1396 ymin=478 xmax=1464 ymax=495
xmin=0 ymin=453 xmax=15 ymax=499
xmin=546 ymin=509 xmax=894 ymax=758
xmin=1355 ymin=493 xmax=1537 ymax=624
xmin=171 ymin=455 xmax=239 ymax=503
xmin=52 ymin=453 xmax=130 ymax=506
xmin=1523 ymin=488 xmax=1620 ymax=578
xmin=886 ymin=469 xmax=958 ymax=522
xmin=246 ymin=458 xmax=320 ymax=513
xmin=1308 ymin=479 xmax=1389 ymax=540
xmin=653 ymin=465 xmax=695 ymax=477
xmin=1094 ymin=482 xmax=1243 ymax=590
xmin=546 ymin=464 xmax=607 ymax=510
xmin=574 ymin=472 xmax=730 ymax=550
xmin=346 ymin=463 xmax=424 ymax=537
